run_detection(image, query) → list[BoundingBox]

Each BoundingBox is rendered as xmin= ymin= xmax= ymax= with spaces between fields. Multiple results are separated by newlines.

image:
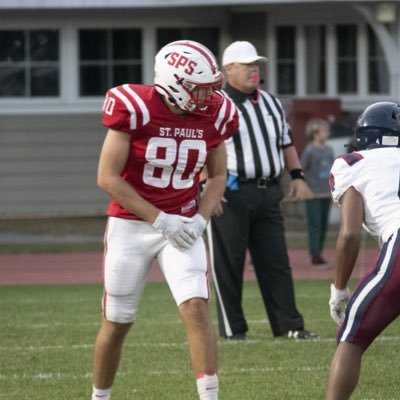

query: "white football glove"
xmin=329 ymin=284 xmax=351 ymax=325
xmin=152 ymin=211 xmax=196 ymax=251
xmin=185 ymin=213 xmax=208 ymax=240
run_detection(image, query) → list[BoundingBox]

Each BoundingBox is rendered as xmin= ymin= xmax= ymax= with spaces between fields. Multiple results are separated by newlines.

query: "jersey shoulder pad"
xmin=329 ymin=154 xmax=363 ymax=204
xmin=340 ymin=152 xmax=364 ymax=166
xmin=213 ymin=92 xmax=239 ymax=138
xmin=102 ymin=84 xmax=151 ymax=133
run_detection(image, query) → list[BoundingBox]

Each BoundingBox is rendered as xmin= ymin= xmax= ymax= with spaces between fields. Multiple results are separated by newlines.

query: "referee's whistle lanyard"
xmin=250 ymin=88 xmax=261 ymax=104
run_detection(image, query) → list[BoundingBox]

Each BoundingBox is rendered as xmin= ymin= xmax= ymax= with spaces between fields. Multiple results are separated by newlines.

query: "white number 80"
xmin=143 ymin=137 xmax=206 ymax=189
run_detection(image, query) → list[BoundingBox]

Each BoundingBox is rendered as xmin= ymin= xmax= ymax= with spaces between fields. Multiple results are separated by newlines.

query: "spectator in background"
xmin=300 ymin=118 xmax=335 ymax=266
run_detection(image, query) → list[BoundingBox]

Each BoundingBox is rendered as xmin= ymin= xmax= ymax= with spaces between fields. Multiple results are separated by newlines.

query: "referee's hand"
xmin=213 ymin=196 xmax=227 ymax=217
xmin=288 ymin=180 xmax=314 ymax=201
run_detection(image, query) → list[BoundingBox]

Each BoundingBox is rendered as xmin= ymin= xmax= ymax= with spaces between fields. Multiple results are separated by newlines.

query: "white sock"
xmin=196 ymin=373 xmax=218 ymax=400
xmin=92 ymin=386 xmax=111 ymax=400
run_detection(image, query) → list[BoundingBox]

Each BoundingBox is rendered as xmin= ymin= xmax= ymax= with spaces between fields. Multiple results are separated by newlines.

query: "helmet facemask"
xmin=178 ymin=75 xmax=223 ymax=115
xmin=355 ymin=126 xmax=400 ymax=150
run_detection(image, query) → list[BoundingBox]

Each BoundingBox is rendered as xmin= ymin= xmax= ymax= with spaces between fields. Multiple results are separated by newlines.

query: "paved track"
xmin=0 ymin=248 xmax=379 ymax=286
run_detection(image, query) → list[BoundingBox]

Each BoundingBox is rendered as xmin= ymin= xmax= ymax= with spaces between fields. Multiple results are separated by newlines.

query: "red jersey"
xmin=102 ymin=84 xmax=239 ymax=220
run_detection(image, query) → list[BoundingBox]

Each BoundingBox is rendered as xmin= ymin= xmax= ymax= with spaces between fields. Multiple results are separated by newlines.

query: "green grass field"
xmin=1 ymin=281 xmax=399 ymax=400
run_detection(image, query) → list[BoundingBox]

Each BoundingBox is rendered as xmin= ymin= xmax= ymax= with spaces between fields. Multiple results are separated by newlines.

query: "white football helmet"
xmin=154 ymin=40 xmax=223 ymax=116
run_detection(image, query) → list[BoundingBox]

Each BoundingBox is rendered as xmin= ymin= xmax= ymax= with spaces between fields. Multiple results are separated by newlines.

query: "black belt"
xmin=238 ymin=176 xmax=279 ymax=188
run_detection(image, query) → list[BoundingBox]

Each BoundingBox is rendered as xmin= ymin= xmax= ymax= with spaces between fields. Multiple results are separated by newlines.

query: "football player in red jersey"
xmin=90 ymin=40 xmax=238 ymax=400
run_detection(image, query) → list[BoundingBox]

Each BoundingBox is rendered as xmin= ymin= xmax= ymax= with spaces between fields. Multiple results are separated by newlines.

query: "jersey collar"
xmin=224 ymin=83 xmax=258 ymax=104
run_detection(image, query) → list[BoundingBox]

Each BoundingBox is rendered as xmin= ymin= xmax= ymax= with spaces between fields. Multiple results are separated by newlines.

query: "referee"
xmin=209 ymin=41 xmax=318 ymax=340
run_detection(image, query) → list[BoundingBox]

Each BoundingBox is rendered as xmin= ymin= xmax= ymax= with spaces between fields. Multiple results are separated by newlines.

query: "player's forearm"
xmin=197 ymin=173 xmax=226 ymax=221
xmin=98 ymin=175 xmax=160 ymax=223
xmin=334 ymin=188 xmax=364 ymax=289
xmin=334 ymin=232 xmax=360 ymax=289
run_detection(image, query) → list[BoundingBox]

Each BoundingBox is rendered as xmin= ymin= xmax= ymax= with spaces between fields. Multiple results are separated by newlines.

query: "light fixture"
xmin=375 ymin=2 xmax=397 ymax=23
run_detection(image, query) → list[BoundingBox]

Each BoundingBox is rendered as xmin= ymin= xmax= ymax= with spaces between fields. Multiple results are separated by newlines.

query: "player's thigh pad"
xmin=338 ymin=230 xmax=400 ymax=349
xmin=103 ymin=217 xmax=164 ymax=323
xmin=158 ymin=237 xmax=209 ymax=306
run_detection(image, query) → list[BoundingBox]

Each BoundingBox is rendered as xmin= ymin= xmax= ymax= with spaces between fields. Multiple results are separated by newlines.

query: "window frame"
xmin=275 ymin=25 xmax=296 ymax=95
xmin=156 ymin=27 xmax=220 ymax=60
xmin=78 ymin=28 xmax=143 ymax=97
xmin=0 ymin=15 xmax=228 ymax=114
xmin=304 ymin=24 xmax=327 ymax=95
xmin=267 ymin=17 xmax=392 ymax=108
xmin=0 ymin=20 xmax=152 ymax=113
xmin=366 ymin=24 xmax=390 ymax=95
xmin=0 ymin=28 xmax=61 ymax=98
xmin=336 ymin=23 xmax=358 ymax=95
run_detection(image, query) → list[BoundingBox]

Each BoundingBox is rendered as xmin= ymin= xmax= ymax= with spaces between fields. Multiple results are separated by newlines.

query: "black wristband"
xmin=290 ymin=168 xmax=305 ymax=181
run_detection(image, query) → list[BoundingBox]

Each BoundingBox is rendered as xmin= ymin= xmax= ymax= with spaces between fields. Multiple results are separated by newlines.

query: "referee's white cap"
xmin=222 ymin=41 xmax=268 ymax=66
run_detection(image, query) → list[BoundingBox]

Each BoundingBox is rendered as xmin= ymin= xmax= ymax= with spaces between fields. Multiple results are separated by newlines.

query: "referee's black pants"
xmin=210 ymin=181 xmax=304 ymax=337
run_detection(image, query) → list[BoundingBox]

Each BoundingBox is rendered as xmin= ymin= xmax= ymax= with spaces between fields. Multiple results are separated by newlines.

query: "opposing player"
xmin=90 ymin=40 xmax=238 ymax=400
xmin=326 ymin=102 xmax=400 ymax=399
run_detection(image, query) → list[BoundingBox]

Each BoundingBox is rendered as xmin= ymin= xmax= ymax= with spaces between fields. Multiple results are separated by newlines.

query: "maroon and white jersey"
xmin=330 ymin=147 xmax=400 ymax=245
xmin=102 ymin=84 xmax=239 ymax=220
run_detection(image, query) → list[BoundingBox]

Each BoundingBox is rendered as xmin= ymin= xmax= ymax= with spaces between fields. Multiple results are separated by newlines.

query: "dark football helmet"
xmin=354 ymin=102 xmax=400 ymax=150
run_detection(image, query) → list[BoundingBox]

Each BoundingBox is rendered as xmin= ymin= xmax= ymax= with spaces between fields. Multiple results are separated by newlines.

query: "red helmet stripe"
xmin=168 ymin=41 xmax=217 ymax=74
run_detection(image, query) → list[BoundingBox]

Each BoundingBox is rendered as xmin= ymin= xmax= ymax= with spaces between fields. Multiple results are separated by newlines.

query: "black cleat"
xmin=227 ymin=332 xmax=247 ymax=341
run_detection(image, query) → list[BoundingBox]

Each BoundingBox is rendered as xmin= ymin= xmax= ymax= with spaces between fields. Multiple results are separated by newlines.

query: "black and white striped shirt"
xmin=224 ymin=83 xmax=293 ymax=179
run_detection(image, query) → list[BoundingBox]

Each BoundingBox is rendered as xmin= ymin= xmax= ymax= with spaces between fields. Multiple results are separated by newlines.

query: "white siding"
xmin=0 ymin=114 xmax=109 ymax=217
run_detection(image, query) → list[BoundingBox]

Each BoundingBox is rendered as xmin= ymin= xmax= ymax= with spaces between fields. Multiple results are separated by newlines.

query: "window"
xmin=368 ymin=26 xmax=389 ymax=94
xmin=157 ymin=28 xmax=220 ymax=60
xmin=276 ymin=26 xmax=295 ymax=95
xmin=79 ymin=29 xmax=142 ymax=96
xmin=305 ymin=26 xmax=326 ymax=94
xmin=0 ymin=29 xmax=59 ymax=97
xmin=336 ymin=25 xmax=357 ymax=94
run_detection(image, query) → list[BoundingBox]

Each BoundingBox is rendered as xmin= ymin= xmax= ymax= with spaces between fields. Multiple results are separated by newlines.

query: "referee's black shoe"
xmin=286 ymin=329 xmax=319 ymax=340
xmin=226 ymin=332 xmax=247 ymax=341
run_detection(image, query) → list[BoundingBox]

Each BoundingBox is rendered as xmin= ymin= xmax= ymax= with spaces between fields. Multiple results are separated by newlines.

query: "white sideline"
xmin=24 ymin=318 xmax=323 ymax=329
xmin=1 ymin=335 xmax=400 ymax=353
xmin=0 ymin=365 xmax=326 ymax=381
xmin=28 ymin=319 xmax=269 ymax=329
xmin=31 ymin=321 xmax=100 ymax=328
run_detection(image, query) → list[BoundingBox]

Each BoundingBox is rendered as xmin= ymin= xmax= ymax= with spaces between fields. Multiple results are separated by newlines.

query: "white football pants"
xmin=102 ymin=217 xmax=209 ymax=323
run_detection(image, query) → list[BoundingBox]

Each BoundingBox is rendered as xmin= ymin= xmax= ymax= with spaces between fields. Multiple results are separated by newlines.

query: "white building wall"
xmin=0 ymin=114 xmax=109 ymax=217
xmin=0 ymin=3 xmax=399 ymax=217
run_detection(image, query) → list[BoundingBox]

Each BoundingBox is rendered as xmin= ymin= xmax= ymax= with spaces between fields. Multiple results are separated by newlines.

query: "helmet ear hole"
xmin=392 ymin=110 xmax=400 ymax=124
xmin=166 ymin=86 xmax=179 ymax=104
xmin=169 ymin=86 xmax=179 ymax=94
